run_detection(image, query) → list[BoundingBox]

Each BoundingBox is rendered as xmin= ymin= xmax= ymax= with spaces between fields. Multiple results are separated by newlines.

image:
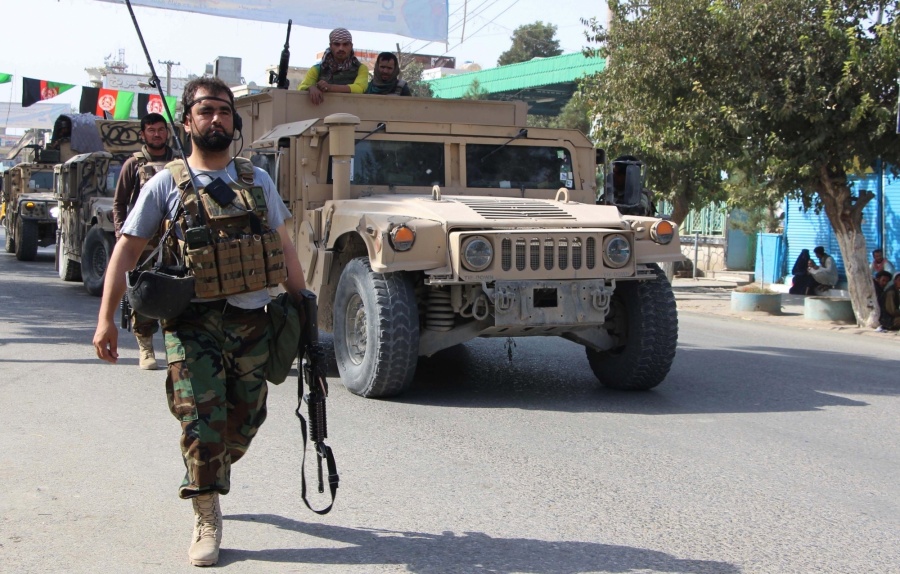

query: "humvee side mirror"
xmin=623 ymin=164 xmax=642 ymax=207
xmin=595 ymin=148 xmax=605 ymax=166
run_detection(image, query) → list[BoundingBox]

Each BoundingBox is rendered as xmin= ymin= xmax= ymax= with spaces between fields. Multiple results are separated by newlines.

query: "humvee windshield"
xmin=107 ymin=164 xmax=122 ymax=193
xmin=350 ymin=140 xmax=444 ymax=187
xmin=30 ymin=171 xmax=54 ymax=191
xmin=466 ymin=145 xmax=573 ymax=190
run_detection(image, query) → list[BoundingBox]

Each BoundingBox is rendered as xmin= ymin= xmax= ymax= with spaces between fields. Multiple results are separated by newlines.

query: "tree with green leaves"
xmin=399 ymin=60 xmax=433 ymax=98
xmin=497 ymin=21 xmax=563 ymax=66
xmin=526 ymin=90 xmax=593 ymax=134
xmin=585 ymin=0 xmax=900 ymax=327
xmin=462 ymin=78 xmax=489 ymax=100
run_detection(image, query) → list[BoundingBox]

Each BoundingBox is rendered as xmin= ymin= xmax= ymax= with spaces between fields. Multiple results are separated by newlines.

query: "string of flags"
xmin=1 ymin=73 xmax=177 ymax=119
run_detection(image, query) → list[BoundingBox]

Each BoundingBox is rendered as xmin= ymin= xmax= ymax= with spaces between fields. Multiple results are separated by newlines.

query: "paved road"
xmin=1 ymin=236 xmax=898 ymax=573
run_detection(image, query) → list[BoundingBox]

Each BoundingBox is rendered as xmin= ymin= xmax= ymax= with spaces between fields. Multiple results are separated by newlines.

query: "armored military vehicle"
xmin=2 ymin=145 xmax=59 ymax=261
xmin=233 ymin=91 xmax=682 ymax=398
xmin=52 ymin=114 xmax=183 ymax=295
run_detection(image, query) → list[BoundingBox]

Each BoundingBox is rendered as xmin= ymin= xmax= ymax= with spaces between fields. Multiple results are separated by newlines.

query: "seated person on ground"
xmin=870 ymin=248 xmax=894 ymax=277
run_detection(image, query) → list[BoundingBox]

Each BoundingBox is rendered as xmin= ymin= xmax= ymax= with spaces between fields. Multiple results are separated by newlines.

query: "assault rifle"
xmin=269 ymin=19 xmax=292 ymax=90
xmin=295 ymin=289 xmax=338 ymax=514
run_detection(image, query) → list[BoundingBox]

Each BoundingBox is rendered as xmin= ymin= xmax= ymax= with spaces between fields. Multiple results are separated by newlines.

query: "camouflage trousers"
xmin=162 ymin=301 xmax=270 ymax=499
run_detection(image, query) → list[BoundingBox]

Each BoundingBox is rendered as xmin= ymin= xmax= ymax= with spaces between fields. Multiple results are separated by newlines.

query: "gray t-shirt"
xmin=122 ymin=161 xmax=291 ymax=309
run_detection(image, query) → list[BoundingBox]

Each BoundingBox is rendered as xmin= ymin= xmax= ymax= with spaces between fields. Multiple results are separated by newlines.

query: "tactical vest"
xmin=133 ymin=148 xmax=171 ymax=188
xmin=166 ymin=157 xmax=288 ymax=299
xmin=318 ymin=63 xmax=360 ymax=86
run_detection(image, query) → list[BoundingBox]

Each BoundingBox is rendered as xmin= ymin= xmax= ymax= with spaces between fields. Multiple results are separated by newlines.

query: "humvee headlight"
xmin=603 ymin=234 xmax=631 ymax=268
xmin=50 ymin=206 xmax=60 ymax=219
xmin=650 ymin=220 xmax=674 ymax=245
xmin=24 ymin=201 xmax=35 ymax=210
xmin=389 ymin=224 xmax=416 ymax=251
xmin=461 ymin=236 xmax=493 ymax=272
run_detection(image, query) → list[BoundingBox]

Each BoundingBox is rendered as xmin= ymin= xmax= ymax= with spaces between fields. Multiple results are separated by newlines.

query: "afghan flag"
xmin=22 ymin=77 xmax=76 ymax=107
xmin=80 ymin=86 xmax=135 ymax=119
xmin=0 ymin=73 xmax=11 ymax=84
xmin=137 ymin=93 xmax=178 ymax=119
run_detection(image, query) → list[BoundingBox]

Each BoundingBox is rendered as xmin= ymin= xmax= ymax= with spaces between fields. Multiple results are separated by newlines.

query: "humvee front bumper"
xmin=491 ymin=279 xmax=614 ymax=328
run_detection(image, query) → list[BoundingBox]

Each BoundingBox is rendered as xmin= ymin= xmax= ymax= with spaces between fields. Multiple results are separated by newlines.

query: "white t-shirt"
xmin=122 ymin=161 xmax=291 ymax=309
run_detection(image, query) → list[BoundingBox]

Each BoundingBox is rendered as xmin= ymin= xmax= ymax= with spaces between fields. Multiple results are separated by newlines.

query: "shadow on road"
xmin=393 ymin=335 xmax=897 ymax=416
xmin=224 ymin=514 xmax=738 ymax=574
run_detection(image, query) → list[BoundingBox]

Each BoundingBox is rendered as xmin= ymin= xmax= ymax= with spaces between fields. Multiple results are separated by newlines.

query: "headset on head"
xmin=183 ymin=95 xmax=242 ymax=133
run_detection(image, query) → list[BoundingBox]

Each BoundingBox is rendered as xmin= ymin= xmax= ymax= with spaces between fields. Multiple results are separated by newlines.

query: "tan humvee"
xmin=3 ymin=148 xmax=58 ymax=262
xmin=53 ymin=114 xmax=184 ymax=296
xmin=234 ymin=90 xmax=682 ymax=398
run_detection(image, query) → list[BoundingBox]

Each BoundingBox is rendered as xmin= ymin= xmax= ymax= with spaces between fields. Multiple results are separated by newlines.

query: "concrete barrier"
xmin=731 ymin=291 xmax=782 ymax=314
xmin=804 ymin=296 xmax=855 ymax=322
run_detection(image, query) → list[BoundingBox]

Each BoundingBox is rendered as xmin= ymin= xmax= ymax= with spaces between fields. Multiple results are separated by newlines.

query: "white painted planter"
xmin=730 ymin=290 xmax=782 ymax=314
xmin=804 ymin=296 xmax=855 ymax=322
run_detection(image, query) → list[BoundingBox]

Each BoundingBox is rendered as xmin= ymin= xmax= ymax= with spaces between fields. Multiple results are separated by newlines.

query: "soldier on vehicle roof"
xmin=298 ymin=27 xmax=369 ymax=105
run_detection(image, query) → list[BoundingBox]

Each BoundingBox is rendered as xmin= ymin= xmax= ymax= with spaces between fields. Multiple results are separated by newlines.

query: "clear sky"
xmin=0 ymin=0 xmax=605 ymax=109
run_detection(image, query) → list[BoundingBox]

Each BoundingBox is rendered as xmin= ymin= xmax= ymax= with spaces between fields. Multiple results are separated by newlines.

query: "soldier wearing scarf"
xmin=364 ymin=52 xmax=412 ymax=96
xmin=299 ymin=28 xmax=368 ymax=105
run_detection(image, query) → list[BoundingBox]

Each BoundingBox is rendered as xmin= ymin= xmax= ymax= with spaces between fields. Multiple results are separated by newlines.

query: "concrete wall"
xmin=679 ymin=235 xmax=727 ymax=276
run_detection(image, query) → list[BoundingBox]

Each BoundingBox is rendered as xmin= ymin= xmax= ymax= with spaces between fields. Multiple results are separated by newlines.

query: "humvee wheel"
xmin=4 ymin=219 xmax=14 ymax=253
xmin=586 ymin=263 xmax=677 ymax=391
xmin=82 ymin=227 xmax=114 ymax=296
xmin=14 ymin=218 xmax=38 ymax=261
xmin=333 ymin=257 xmax=419 ymax=398
xmin=57 ymin=242 xmax=82 ymax=282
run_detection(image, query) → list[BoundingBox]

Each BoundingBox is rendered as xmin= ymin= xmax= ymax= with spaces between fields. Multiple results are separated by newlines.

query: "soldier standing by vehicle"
xmin=112 ymin=112 xmax=176 ymax=370
xmin=93 ymin=77 xmax=307 ymax=567
xmin=298 ymin=27 xmax=368 ymax=105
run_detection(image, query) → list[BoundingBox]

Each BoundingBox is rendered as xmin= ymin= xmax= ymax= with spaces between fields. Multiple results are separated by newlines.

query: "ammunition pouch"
xmin=126 ymin=264 xmax=195 ymax=320
xmin=184 ymin=230 xmax=288 ymax=299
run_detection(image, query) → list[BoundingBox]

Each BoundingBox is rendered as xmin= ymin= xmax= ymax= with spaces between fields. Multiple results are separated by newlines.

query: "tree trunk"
xmin=818 ymin=165 xmax=878 ymax=328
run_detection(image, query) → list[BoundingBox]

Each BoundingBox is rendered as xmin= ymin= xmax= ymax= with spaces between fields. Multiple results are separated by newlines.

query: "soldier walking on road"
xmin=93 ymin=77 xmax=307 ymax=567
xmin=112 ymin=112 xmax=175 ymax=370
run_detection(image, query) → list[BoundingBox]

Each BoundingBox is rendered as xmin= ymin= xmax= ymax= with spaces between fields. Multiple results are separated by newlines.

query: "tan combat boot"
xmin=135 ymin=334 xmax=158 ymax=370
xmin=189 ymin=492 xmax=222 ymax=566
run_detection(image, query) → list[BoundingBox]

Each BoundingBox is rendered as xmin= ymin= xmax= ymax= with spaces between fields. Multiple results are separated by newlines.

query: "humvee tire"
xmin=82 ymin=226 xmax=114 ymax=296
xmin=57 ymin=242 xmax=82 ymax=282
xmin=333 ymin=257 xmax=419 ymax=398
xmin=586 ymin=263 xmax=677 ymax=391
xmin=14 ymin=219 xmax=38 ymax=261
xmin=4 ymin=220 xmax=14 ymax=253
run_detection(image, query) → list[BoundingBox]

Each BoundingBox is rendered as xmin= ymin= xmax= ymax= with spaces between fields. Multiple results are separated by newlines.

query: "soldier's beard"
xmin=191 ymin=128 xmax=232 ymax=152
xmin=146 ymin=140 xmax=167 ymax=152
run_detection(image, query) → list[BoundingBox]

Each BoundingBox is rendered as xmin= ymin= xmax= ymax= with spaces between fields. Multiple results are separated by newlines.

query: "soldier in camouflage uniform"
xmin=112 ymin=112 xmax=175 ymax=370
xmin=93 ymin=77 xmax=307 ymax=567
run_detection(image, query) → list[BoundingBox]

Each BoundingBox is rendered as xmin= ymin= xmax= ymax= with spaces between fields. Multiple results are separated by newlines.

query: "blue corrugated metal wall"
xmin=884 ymin=170 xmax=900 ymax=269
xmin=783 ymin=169 xmax=885 ymax=282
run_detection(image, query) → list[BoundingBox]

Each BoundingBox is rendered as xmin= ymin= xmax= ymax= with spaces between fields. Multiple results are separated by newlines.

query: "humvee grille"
xmin=501 ymin=234 xmax=597 ymax=272
xmin=455 ymin=198 xmax=576 ymax=220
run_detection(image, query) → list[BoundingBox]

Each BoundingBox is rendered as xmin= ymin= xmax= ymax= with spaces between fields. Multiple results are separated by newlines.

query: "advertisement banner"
xmin=92 ymin=0 xmax=449 ymax=42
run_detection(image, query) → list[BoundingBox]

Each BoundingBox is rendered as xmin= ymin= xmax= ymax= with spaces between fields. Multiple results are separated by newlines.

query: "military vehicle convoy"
xmin=2 ymin=146 xmax=59 ymax=261
xmin=233 ymin=91 xmax=682 ymax=398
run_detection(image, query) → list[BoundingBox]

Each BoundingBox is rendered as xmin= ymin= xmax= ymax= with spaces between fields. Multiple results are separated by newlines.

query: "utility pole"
xmin=158 ymin=59 xmax=180 ymax=95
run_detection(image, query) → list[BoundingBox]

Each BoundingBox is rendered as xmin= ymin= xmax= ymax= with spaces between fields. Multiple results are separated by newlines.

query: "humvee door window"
xmin=349 ymin=140 xmax=444 ymax=186
xmin=29 ymin=171 xmax=54 ymax=191
xmin=466 ymin=145 xmax=572 ymax=190
xmin=107 ymin=164 xmax=123 ymax=194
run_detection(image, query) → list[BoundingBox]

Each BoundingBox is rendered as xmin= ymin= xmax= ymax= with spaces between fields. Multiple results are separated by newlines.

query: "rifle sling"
xmin=295 ymin=361 xmax=338 ymax=515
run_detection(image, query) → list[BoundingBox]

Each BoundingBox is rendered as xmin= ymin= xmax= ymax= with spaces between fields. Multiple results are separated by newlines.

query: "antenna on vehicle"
xmin=122 ymin=0 xmax=204 ymax=226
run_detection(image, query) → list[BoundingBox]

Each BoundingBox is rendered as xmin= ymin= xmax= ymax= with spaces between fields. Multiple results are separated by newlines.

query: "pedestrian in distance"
xmin=93 ymin=76 xmax=308 ymax=567
xmin=112 ymin=112 xmax=176 ymax=370
xmin=298 ymin=28 xmax=368 ymax=105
